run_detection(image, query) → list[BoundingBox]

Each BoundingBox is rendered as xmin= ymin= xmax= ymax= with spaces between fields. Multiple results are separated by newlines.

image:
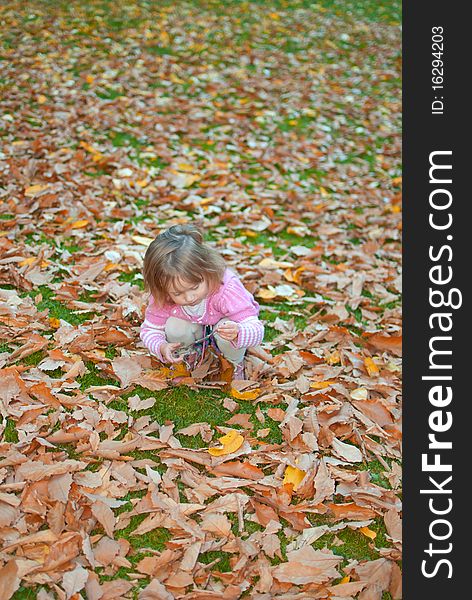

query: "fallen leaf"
xmin=62 ymin=565 xmax=89 ymax=599
xmin=283 ymin=465 xmax=306 ymax=491
xmin=230 ymin=387 xmax=260 ymax=400
xmin=359 ymin=526 xmax=377 ymax=540
xmin=364 ymin=357 xmax=380 ymax=376
xmin=208 ymin=430 xmax=244 ymax=456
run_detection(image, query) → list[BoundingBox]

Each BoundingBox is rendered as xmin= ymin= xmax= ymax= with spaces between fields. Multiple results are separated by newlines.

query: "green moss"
xmin=26 ymin=285 xmax=95 ymax=325
xmin=11 ymin=587 xmax=39 ymax=600
xmin=199 ymin=550 xmax=232 ymax=572
xmin=78 ymin=362 xmax=120 ymax=391
xmin=116 ymin=514 xmax=172 ymax=552
xmin=2 ymin=418 xmax=18 ymax=443
xmin=119 ymin=385 xmax=230 ymax=433
xmin=19 ymin=349 xmax=47 ymax=367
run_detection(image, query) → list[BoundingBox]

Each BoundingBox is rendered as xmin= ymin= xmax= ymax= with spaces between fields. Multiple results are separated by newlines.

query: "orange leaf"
xmin=364 ymin=333 xmax=402 ymax=356
xmin=310 ymin=380 xmax=335 ymax=389
xmin=230 ymin=387 xmax=260 ymax=401
xmin=283 ymin=465 xmax=306 ymax=491
xmin=208 ymin=430 xmax=244 ymax=456
xmin=267 ymin=408 xmax=285 ymax=421
xmin=18 ymin=257 xmax=36 ymax=267
xmin=211 ymin=461 xmax=264 ymax=480
xmin=24 ymin=184 xmax=49 ymax=197
xmin=70 ymin=220 xmax=89 ymax=229
xmin=364 ymin=357 xmax=380 ymax=376
xmin=359 ymin=526 xmax=377 ymax=540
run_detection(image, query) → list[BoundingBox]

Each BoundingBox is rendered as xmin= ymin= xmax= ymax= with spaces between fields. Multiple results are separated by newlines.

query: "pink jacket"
xmin=140 ymin=269 xmax=264 ymax=359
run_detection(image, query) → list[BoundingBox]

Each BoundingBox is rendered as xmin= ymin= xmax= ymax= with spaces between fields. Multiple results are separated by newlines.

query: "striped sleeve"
xmin=139 ymin=319 xmax=166 ymax=360
xmin=139 ymin=296 xmax=170 ymax=361
xmin=235 ymin=316 xmax=264 ymax=349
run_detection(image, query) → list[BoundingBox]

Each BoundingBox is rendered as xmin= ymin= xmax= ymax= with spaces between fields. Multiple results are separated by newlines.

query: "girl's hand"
xmin=216 ymin=321 xmax=239 ymax=341
xmin=161 ymin=342 xmax=183 ymax=363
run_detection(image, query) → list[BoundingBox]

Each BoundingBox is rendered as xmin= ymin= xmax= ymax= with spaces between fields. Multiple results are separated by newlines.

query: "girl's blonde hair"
xmin=143 ymin=224 xmax=226 ymax=306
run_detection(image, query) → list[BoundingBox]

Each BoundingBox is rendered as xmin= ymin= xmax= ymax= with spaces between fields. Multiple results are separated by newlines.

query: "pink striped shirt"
xmin=140 ymin=269 xmax=264 ymax=360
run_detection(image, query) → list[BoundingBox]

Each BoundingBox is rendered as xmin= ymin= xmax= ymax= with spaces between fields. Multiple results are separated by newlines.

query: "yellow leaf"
xmin=170 ymin=73 xmax=185 ymax=84
xmin=24 ymin=184 xmax=49 ymax=197
xmin=86 ymin=74 xmax=95 ymax=84
xmin=104 ymin=263 xmax=119 ymax=271
xmin=256 ymin=287 xmax=277 ymax=300
xmin=259 ymin=258 xmax=293 ymax=269
xmin=70 ymin=220 xmax=89 ymax=229
xmin=131 ymin=235 xmax=155 ymax=246
xmin=283 ymin=465 xmax=306 ymax=490
xmin=339 ymin=575 xmax=351 ymax=584
xmin=311 ymin=380 xmax=335 ymax=389
xmin=359 ymin=526 xmax=377 ymax=540
xmin=392 ymin=176 xmax=402 ymax=186
xmin=208 ymin=430 xmax=244 ymax=456
xmin=292 ymin=266 xmax=305 ymax=284
xmin=269 ymin=12 xmax=280 ymax=19
xmin=325 ymin=350 xmax=340 ymax=365
xmin=350 ymin=387 xmax=368 ymax=400
xmin=160 ymin=30 xmax=170 ymax=45
xmin=19 ymin=257 xmax=36 ymax=267
xmin=79 ymin=141 xmax=97 ymax=153
xmin=136 ymin=179 xmax=149 ymax=188
xmin=176 ymin=162 xmax=194 ymax=172
xmin=49 ymin=317 xmax=61 ymax=328
xmin=231 ymin=387 xmax=261 ymax=401
xmin=390 ymin=204 xmax=401 ymax=213
xmin=37 ymin=94 xmax=47 ymax=104
xmin=319 ymin=186 xmax=329 ymax=197
xmin=364 ymin=357 xmax=380 ymax=376
xmin=169 ymin=362 xmax=189 ymax=379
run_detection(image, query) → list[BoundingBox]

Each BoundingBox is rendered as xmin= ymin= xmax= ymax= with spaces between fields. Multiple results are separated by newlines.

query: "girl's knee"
xmin=165 ymin=317 xmax=193 ymax=342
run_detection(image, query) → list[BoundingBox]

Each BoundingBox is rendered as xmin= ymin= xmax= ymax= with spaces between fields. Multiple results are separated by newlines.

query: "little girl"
xmin=139 ymin=224 xmax=264 ymax=379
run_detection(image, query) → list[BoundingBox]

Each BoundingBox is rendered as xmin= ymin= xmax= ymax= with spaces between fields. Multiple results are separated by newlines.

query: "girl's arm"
xmin=216 ymin=276 xmax=265 ymax=348
xmin=139 ymin=319 xmax=166 ymax=360
xmin=235 ymin=316 xmax=264 ymax=348
xmin=139 ymin=297 xmax=169 ymax=360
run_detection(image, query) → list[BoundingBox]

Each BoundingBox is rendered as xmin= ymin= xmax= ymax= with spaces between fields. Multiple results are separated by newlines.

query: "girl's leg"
xmin=213 ymin=318 xmax=246 ymax=365
xmin=165 ymin=317 xmax=203 ymax=347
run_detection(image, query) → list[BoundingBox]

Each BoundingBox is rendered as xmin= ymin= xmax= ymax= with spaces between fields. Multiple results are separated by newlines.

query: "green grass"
xmin=25 ymin=286 xmax=95 ymax=325
xmin=2 ymin=418 xmax=19 ymax=443
xmin=114 ymin=385 xmax=230 ymax=433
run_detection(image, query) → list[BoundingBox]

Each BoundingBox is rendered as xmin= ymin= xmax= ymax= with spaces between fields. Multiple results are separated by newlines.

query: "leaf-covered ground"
xmin=0 ymin=1 xmax=402 ymax=598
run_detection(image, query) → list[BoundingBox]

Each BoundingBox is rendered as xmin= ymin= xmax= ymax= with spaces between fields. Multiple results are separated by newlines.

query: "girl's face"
xmin=167 ymin=277 xmax=209 ymax=306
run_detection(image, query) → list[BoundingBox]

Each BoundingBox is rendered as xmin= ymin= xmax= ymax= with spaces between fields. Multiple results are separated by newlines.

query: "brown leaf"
xmin=0 ymin=560 xmax=20 ymax=600
xmin=383 ymin=509 xmax=402 ymax=543
xmin=93 ymin=536 xmax=121 ymax=567
xmin=48 ymin=473 xmax=73 ymax=503
xmin=210 ymin=461 xmax=264 ymax=480
xmin=62 ymin=565 xmax=88 ymax=599
xmin=111 ymin=355 xmax=143 ymax=388
xmin=364 ymin=333 xmax=402 ymax=356
xmin=92 ymin=502 xmax=116 ymax=537
xmin=200 ymin=513 xmax=232 ymax=537
xmin=138 ymin=579 xmax=174 ymax=600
